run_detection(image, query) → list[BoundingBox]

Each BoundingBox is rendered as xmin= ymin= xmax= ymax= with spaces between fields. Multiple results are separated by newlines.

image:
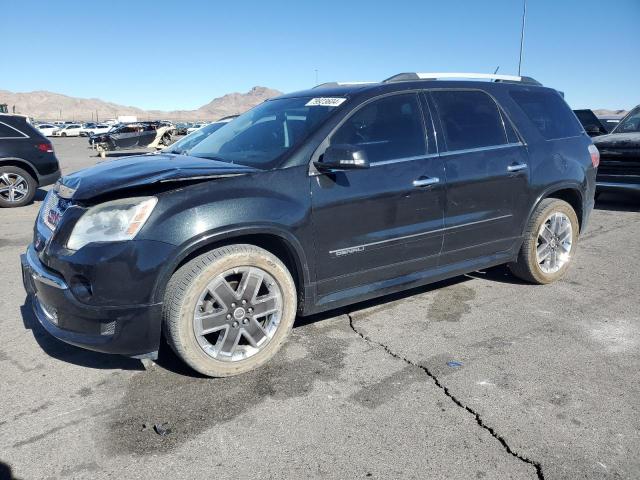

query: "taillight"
xmin=36 ymin=142 xmax=54 ymax=153
xmin=588 ymin=144 xmax=600 ymax=168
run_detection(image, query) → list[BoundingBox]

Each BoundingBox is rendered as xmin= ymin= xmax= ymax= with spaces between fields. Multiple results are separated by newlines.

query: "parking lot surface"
xmin=1 ymin=138 xmax=639 ymax=479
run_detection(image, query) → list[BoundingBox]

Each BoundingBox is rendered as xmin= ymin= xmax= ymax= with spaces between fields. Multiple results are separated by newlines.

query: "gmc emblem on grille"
xmin=47 ymin=209 xmax=62 ymax=228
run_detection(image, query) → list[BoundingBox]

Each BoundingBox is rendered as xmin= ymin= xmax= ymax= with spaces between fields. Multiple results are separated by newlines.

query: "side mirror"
xmin=314 ymin=144 xmax=370 ymax=171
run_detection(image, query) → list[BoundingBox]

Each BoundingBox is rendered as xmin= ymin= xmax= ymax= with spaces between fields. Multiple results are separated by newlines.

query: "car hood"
xmin=58 ymin=153 xmax=259 ymax=201
xmin=593 ymin=132 xmax=640 ymax=150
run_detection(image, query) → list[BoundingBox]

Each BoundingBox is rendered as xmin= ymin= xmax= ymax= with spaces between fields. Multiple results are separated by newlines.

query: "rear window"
xmin=431 ymin=90 xmax=508 ymax=152
xmin=510 ymin=89 xmax=582 ymax=140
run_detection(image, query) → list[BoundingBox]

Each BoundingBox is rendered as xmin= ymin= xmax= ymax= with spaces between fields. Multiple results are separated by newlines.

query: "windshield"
xmin=165 ymin=122 xmax=226 ymax=154
xmin=188 ymin=97 xmax=342 ymax=168
xmin=613 ymin=106 xmax=640 ymax=134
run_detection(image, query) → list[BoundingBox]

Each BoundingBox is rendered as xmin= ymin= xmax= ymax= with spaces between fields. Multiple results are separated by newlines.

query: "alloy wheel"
xmin=536 ymin=212 xmax=573 ymax=274
xmin=192 ymin=266 xmax=283 ymax=362
xmin=0 ymin=173 xmax=29 ymax=203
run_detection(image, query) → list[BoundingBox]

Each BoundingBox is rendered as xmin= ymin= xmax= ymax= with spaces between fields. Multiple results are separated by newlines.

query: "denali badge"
xmin=332 ymin=246 xmax=365 ymax=257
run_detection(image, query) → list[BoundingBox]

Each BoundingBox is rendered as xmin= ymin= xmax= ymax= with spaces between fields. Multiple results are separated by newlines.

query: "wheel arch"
xmin=526 ymin=183 xmax=585 ymax=233
xmin=153 ymin=227 xmax=310 ymax=311
xmin=0 ymin=157 xmax=40 ymax=183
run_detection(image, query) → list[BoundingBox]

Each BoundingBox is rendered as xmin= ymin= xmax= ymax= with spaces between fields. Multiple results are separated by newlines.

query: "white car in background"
xmin=52 ymin=124 xmax=83 ymax=137
xmin=79 ymin=124 xmax=113 ymax=136
xmin=36 ymin=124 xmax=59 ymax=137
xmin=186 ymin=123 xmax=208 ymax=134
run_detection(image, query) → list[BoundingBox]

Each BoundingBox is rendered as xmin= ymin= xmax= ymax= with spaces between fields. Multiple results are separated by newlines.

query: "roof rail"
xmin=383 ymin=72 xmax=541 ymax=85
xmin=313 ymin=81 xmax=377 ymax=89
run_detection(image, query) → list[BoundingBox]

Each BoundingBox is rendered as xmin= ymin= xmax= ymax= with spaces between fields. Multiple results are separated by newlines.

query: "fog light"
xmin=100 ymin=321 xmax=116 ymax=336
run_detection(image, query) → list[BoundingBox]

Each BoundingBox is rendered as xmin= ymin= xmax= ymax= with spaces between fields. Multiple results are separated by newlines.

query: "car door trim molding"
xmin=329 ymin=214 xmax=512 ymax=256
xmin=370 ymin=153 xmax=439 ymax=166
xmin=439 ymin=142 xmax=524 ymax=157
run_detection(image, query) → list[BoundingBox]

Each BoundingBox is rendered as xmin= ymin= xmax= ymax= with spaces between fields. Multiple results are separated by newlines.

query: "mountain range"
xmin=0 ymin=87 xmax=629 ymax=122
xmin=0 ymin=86 xmax=283 ymax=122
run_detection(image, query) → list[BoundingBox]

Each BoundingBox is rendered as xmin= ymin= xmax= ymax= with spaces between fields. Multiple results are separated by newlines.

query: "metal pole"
xmin=518 ymin=0 xmax=527 ymax=76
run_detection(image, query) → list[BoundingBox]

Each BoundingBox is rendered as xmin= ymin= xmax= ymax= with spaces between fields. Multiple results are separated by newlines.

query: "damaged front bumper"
xmin=21 ymin=245 xmax=162 ymax=359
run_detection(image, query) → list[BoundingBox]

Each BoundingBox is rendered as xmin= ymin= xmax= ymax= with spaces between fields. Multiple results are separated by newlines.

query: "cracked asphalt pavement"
xmin=1 ymin=138 xmax=639 ymax=479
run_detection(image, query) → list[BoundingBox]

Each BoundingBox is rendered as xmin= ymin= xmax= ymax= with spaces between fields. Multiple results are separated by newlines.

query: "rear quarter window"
xmin=0 ymin=121 xmax=28 ymax=138
xmin=510 ymin=89 xmax=582 ymax=140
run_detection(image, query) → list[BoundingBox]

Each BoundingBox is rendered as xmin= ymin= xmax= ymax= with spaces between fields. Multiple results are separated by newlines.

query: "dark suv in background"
xmin=21 ymin=72 xmax=598 ymax=377
xmin=593 ymin=105 xmax=640 ymax=195
xmin=0 ymin=114 xmax=61 ymax=207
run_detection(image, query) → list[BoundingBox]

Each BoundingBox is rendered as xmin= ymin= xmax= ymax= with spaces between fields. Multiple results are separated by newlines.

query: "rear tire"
xmin=0 ymin=166 xmax=37 ymax=208
xmin=509 ymin=198 xmax=579 ymax=284
xmin=163 ymin=244 xmax=297 ymax=377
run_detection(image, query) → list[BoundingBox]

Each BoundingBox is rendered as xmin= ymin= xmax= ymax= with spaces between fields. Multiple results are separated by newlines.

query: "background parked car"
xmin=36 ymin=123 xmax=59 ymax=137
xmin=174 ymin=122 xmax=190 ymax=135
xmin=0 ymin=114 xmax=61 ymax=207
xmin=79 ymin=123 xmax=113 ymax=136
xmin=573 ymin=109 xmax=608 ymax=137
xmin=89 ymin=121 xmax=174 ymax=157
xmin=52 ymin=123 xmax=83 ymax=137
xmin=597 ymin=115 xmax=623 ymax=133
xmin=593 ymin=104 xmax=640 ymax=196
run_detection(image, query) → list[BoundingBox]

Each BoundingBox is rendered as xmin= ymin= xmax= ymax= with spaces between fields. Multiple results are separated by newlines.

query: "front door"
xmin=311 ymin=93 xmax=445 ymax=300
xmin=428 ymin=89 xmax=531 ymax=264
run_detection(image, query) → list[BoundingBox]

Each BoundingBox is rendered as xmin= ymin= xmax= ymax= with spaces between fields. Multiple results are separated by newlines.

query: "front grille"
xmin=40 ymin=191 xmax=71 ymax=231
xmin=597 ymin=150 xmax=640 ymax=177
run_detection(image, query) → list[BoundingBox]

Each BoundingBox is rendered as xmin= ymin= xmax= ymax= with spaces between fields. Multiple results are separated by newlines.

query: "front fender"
xmin=150 ymin=224 xmax=311 ymax=305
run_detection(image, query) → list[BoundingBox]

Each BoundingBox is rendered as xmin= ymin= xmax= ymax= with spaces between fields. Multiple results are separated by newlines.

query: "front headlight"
xmin=66 ymin=197 xmax=158 ymax=250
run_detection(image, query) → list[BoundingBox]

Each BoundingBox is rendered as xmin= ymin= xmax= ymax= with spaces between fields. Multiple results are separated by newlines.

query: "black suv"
xmin=593 ymin=105 xmax=640 ymax=196
xmin=21 ymin=73 xmax=598 ymax=377
xmin=0 ymin=114 xmax=61 ymax=207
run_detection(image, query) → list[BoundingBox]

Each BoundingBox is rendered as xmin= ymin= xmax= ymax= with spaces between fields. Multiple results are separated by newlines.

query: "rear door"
xmin=112 ymin=126 xmax=140 ymax=148
xmin=311 ymin=92 xmax=445 ymax=298
xmin=137 ymin=125 xmax=158 ymax=147
xmin=428 ymin=89 xmax=531 ymax=264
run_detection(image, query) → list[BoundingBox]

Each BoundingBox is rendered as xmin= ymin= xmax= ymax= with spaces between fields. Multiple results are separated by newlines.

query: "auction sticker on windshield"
xmin=305 ymin=97 xmax=347 ymax=107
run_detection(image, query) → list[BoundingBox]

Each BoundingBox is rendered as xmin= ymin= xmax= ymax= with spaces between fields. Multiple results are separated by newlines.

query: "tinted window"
xmin=331 ymin=93 xmax=426 ymax=162
xmin=0 ymin=122 xmax=25 ymax=138
xmin=510 ymin=89 xmax=582 ymax=140
xmin=431 ymin=90 xmax=507 ymax=151
xmin=614 ymin=107 xmax=640 ymax=134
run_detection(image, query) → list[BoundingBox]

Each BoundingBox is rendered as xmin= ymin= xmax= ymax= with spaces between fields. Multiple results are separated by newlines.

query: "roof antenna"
xmin=518 ymin=0 xmax=527 ymax=75
xmin=493 ymin=66 xmax=500 ymax=74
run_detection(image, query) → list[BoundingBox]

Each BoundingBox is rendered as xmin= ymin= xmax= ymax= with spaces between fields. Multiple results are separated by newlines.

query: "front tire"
xmin=163 ymin=244 xmax=297 ymax=377
xmin=509 ymin=198 xmax=579 ymax=284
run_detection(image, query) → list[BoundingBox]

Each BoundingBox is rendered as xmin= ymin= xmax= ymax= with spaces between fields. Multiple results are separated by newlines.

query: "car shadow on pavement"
xmin=294 ymin=275 xmax=472 ymax=329
xmin=595 ymin=191 xmax=640 ymax=212
xmin=465 ymin=264 xmax=531 ymax=285
xmin=20 ymin=297 xmax=145 ymax=371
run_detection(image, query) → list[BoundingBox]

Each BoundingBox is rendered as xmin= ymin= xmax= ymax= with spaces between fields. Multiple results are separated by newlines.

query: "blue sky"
xmin=2 ymin=0 xmax=638 ymax=110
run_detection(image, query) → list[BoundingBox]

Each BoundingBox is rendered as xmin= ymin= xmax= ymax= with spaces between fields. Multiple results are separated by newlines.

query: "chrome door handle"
xmin=507 ymin=164 xmax=528 ymax=172
xmin=413 ymin=177 xmax=440 ymax=187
